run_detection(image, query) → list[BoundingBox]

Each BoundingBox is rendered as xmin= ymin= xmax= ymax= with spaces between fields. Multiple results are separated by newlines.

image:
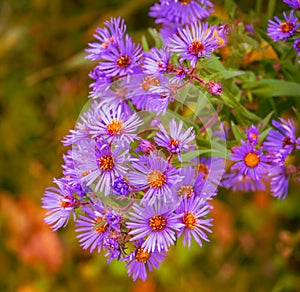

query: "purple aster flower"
xmin=149 ymin=1 xmax=213 ymax=27
xmin=75 ymin=140 xmax=129 ymax=195
xmin=267 ymin=11 xmax=299 ymax=42
xmin=127 ymin=202 xmax=184 ymax=252
xmin=123 ymin=240 xmax=166 ymax=281
xmin=269 ymin=164 xmax=289 ymax=200
xmin=159 ymin=24 xmax=179 ymax=45
xmin=86 ymin=17 xmax=126 ymax=61
xmin=128 ymin=152 xmax=182 ymax=205
xmin=246 ymin=125 xmax=259 ymax=145
xmin=88 ymin=67 xmax=113 ymax=98
xmin=264 ymin=118 xmax=297 ymax=156
xmin=143 ymin=47 xmax=171 ymax=75
xmin=75 ymin=202 xmax=109 ymax=253
xmin=42 ymin=178 xmax=80 ymax=231
xmin=105 ymin=209 xmax=121 ymax=229
xmin=221 ymin=170 xmax=267 ymax=192
xmin=195 ymin=157 xmax=225 ymax=195
xmin=62 ymin=101 xmax=99 ymax=146
xmin=293 ymin=39 xmax=300 ymax=55
xmin=112 ymin=177 xmax=131 ymax=196
xmin=206 ymin=81 xmax=223 ymax=95
xmin=176 ymin=195 xmax=212 ymax=248
xmin=169 ymin=22 xmax=219 ymax=67
xmin=154 ymin=118 xmax=195 ymax=161
xmin=125 ymin=74 xmax=173 ymax=114
xmin=99 ymin=35 xmax=142 ymax=77
xmin=103 ymin=237 xmax=121 ymax=263
xmin=283 ymin=0 xmax=300 ymax=9
xmin=175 ymin=167 xmax=206 ymax=198
xmin=135 ymin=139 xmax=156 ymax=154
xmin=87 ymin=104 xmax=143 ymax=146
xmin=230 ymin=141 xmax=270 ymax=180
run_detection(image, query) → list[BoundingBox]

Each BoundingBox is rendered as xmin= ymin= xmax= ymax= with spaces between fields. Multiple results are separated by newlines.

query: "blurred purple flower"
xmin=283 ymin=0 xmax=300 ymax=9
xmin=267 ymin=11 xmax=299 ymax=41
xmin=264 ymin=118 xmax=297 ymax=156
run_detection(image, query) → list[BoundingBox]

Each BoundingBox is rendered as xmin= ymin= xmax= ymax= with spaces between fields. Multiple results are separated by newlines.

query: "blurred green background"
xmin=1 ymin=0 xmax=300 ymax=291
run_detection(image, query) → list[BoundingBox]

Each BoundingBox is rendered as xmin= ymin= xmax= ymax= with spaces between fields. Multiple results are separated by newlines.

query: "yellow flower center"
xmin=177 ymin=185 xmax=194 ymax=198
xmin=182 ymin=212 xmax=197 ymax=229
xmin=147 ymin=170 xmax=166 ymax=188
xmin=149 ymin=215 xmax=167 ymax=231
xmin=244 ymin=152 xmax=260 ymax=168
xmin=280 ymin=22 xmax=293 ymax=33
xmin=93 ymin=216 xmax=108 ymax=233
xmin=116 ymin=55 xmax=131 ymax=68
xmin=98 ymin=155 xmax=114 ymax=171
xmin=188 ymin=40 xmax=205 ymax=55
xmin=135 ymin=247 xmax=151 ymax=263
xmin=141 ymin=76 xmax=160 ymax=91
xmin=107 ymin=119 xmax=124 ymax=135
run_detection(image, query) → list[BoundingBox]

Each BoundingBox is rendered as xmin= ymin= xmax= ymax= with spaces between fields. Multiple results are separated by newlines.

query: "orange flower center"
xmin=135 ymin=247 xmax=151 ymax=263
xmin=59 ymin=196 xmax=73 ymax=208
xmin=142 ymin=76 xmax=160 ymax=91
xmin=179 ymin=0 xmax=192 ymax=5
xmin=197 ymin=163 xmax=209 ymax=179
xmin=98 ymin=155 xmax=114 ymax=171
xmin=244 ymin=152 xmax=260 ymax=168
xmin=280 ymin=22 xmax=293 ymax=33
xmin=147 ymin=170 xmax=166 ymax=188
xmin=177 ymin=185 xmax=194 ymax=198
xmin=93 ymin=216 xmax=108 ymax=233
xmin=169 ymin=138 xmax=180 ymax=149
xmin=182 ymin=212 xmax=197 ymax=229
xmin=188 ymin=40 xmax=205 ymax=55
xmin=149 ymin=215 xmax=167 ymax=231
xmin=107 ymin=119 xmax=124 ymax=135
xmin=251 ymin=133 xmax=258 ymax=140
xmin=116 ymin=55 xmax=131 ymax=68
xmin=283 ymin=137 xmax=292 ymax=147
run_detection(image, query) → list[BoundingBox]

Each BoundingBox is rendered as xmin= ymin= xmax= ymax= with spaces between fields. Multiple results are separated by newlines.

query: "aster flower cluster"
xmin=222 ymin=119 xmax=300 ymax=200
xmin=267 ymin=0 xmax=300 ymax=63
xmin=42 ymin=0 xmax=300 ymax=282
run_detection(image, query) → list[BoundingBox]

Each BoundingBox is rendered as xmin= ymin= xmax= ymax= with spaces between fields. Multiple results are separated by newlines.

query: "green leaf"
xmin=141 ymin=35 xmax=149 ymax=52
xmin=230 ymin=121 xmax=243 ymax=142
xmin=243 ymin=79 xmax=300 ymax=97
xmin=148 ymin=28 xmax=163 ymax=49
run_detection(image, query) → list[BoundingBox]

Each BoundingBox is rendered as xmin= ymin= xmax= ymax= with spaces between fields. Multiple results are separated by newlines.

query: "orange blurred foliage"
xmin=0 ymin=192 xmax=63 ymax=273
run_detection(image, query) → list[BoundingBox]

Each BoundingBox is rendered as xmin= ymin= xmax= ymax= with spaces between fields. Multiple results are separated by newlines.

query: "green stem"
xmin=267 ymin=0 xmax=276 ymax=19
xmin=255 ymin=0 xmax=263 ymax=14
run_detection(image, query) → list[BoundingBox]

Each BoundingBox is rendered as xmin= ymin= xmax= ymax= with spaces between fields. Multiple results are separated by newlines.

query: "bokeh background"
xmin=1 ymin=0 xmax=300 ymax=291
